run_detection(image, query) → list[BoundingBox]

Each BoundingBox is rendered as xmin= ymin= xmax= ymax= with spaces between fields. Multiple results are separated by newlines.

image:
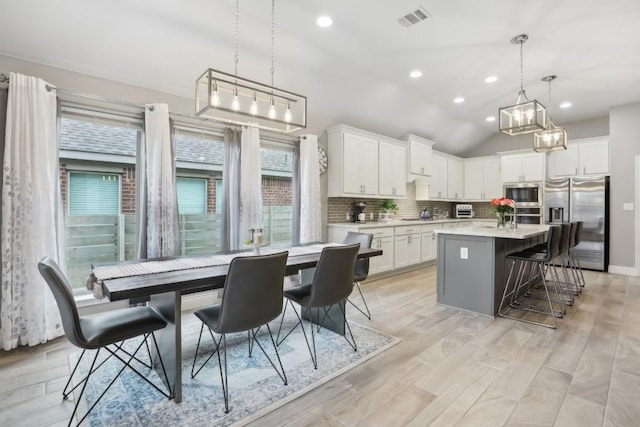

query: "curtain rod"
xmin=0 ymin=72 xmax=302 ymax=141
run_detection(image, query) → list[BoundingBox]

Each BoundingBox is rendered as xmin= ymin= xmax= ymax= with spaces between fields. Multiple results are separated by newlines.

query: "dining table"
xmin=91 ymin=243 xmax=382 ymax=402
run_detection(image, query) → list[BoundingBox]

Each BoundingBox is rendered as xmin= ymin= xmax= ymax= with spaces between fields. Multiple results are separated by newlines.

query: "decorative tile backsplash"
xmin=327 ymin=182 xmax=495 ymax=223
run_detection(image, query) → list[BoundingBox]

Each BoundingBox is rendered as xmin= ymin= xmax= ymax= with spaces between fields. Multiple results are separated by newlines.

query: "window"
xmin=60 ymin=108 xmax=142 ymax=295
xmin=68 ymin=172 xmax=120 ymax=215
xmin=174 ymin=126 xmax=224 ymax=255
xmin=261 ymin=141 xmax=295 ymax=247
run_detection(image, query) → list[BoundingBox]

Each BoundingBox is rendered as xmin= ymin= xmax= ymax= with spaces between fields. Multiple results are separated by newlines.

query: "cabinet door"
xmin=447 ymin=159 xmax=464 ymax=200
xmin=429 ymin=156 xmax=448 ymax=199
xmin=580 ymin=139 xmax=609 ymax=175
xmin=421 ymin=232 xmax=435 ymax=262
xmin=410 ymin=141 xmax=432 ymax=175
xmin=501 ymin=155 xmax=522 ymax=183
xmin=379 ymin=141 xmax=406 ymax=197
xmin=378 ymin=237 xmax=394 ymax=272
xmin=548 ymin=145 xmax=579 ymax=177
xmin=394 ymin=235 xmax=408 ymax=269
xmin=482 ymin=157 xmax=502 ymax=200
xmin=360 ymin=136 xmax=379 ymax=195
xmin=521 ymin=153 xmax=545 ymax=182
xmin=464 ymin=160 xmax=484 ymax=200
xmin=407 ymin=233 xmax=421 ymax=265
xmin=342 ymin=133 xmax=364 ymax=194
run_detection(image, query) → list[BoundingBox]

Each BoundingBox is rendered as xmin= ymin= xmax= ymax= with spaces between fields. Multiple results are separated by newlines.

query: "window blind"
xmin=177 ymin=177 xmax=207 ymax=214
xmin=68 ymin=172 xmax=120 ymax=215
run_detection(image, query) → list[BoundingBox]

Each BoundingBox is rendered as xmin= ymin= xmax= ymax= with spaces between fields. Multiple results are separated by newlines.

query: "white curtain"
xmin=137 ymin=103 xmax=179 ymax=258
xmin=1 ymin=73 xmax=63 ymax=350
xmin=239 ymin=125 xmax=263 ymax=242
xmin=300 ymin=134 xmax=322 ymax=242
xmin=221 ymin=128 xmax=241 ymax=251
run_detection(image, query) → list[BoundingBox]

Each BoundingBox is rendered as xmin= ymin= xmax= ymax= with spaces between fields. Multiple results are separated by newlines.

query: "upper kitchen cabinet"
xmin=547 ymin=137 xmax=609 ymax=178
xmin=327 ymin=124 xmax=406 ymax=199
xmin=446 ymin=158 xmax=464 ymax=200
xmin=427 ymin=154 xmax=448 ymax=199
xmin=405 ymin=134 xmax=434 ymax=181
xmin=500 ymin=152 xmax=545 ymax=183
xmin=379 ymin=139 xmax=407 ymax=197
xmin=464 ymin=156 xmax=502 ymax=201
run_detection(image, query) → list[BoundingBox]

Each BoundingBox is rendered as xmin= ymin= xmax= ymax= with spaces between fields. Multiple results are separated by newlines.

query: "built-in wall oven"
xmin=504 ymin=182 xmax=543 ymax=224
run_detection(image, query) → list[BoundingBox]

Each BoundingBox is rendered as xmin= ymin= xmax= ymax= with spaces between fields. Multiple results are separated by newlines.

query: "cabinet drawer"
xmin=395 ymin=225 xmax=421 ymax=235
xmin=367 ymin=227 xmax=394 ymax=239
xmin=421 ymin=223 xmax=442 ymax=232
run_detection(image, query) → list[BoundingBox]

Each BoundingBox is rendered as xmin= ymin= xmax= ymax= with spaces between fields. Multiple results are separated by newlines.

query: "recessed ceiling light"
xmin=316 ymin=16 xmax=333 ymax=28
xmin=409 ymin=70 xmax=423 ymax=78
xmin=560 ymin=102 xmax=572 ymax=109
xmin=485 ymin=76 xmax=498 ymax=83
xmin=453 ymin=97 xmax=465 ymax=104
xmin=198 ymin=156 xmax=206 ymax=161
xmin=486 ymin=116 xmax=496 ymax=122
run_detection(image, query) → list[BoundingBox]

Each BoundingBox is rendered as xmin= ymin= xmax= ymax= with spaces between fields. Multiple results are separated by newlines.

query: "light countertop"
xmin=327 ymin=218 xmax=488 ymax=229
xmin=434 ymin=224 xmax=550 ymax=240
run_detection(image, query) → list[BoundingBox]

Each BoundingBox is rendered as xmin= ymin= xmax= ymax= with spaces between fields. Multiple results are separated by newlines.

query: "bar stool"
xmin=498 ymin=225 xmax=564 ymax=329
xmin=570 ymin=221 xmax=587 ymax=288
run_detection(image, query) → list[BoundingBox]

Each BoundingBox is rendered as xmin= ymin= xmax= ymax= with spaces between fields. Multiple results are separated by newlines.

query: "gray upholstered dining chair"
xmin=276 ymin=243 xmax=360 ymax=369
xmin=190 ymin=251 xmax=289 ymax=413
xmin=343 ymin=232 xmax=374 ymax=320
xmin=38 ymin=256 xmax=171 ymax=427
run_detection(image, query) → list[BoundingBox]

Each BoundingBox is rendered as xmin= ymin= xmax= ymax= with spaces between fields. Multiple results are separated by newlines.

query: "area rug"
xmin=71 ymin=310 xmax=399 ymax=426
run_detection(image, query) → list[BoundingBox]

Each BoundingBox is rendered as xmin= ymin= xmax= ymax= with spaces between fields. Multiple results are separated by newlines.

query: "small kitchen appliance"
xmin=455 ymin=204 xmax=474 ymax=219
xmin=352 ymin=201 xmax=366 ymax=223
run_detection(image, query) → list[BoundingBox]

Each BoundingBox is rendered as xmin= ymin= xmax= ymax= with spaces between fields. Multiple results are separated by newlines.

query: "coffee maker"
xmin=352 ymin=201 xmax=366 ymax=223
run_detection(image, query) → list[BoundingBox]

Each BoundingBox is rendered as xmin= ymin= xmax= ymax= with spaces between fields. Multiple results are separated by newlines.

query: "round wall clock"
xmin=318 ymin=146 xmax=328 ymax=175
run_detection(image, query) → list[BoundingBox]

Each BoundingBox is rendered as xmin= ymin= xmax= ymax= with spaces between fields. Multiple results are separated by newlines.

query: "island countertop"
xmin=435 ymin=224 xmax=549 ymax=240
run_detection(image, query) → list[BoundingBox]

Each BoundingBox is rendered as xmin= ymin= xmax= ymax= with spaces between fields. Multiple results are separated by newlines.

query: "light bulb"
xmin=543 ymin=132 xmax=551 ymax=144
xmin=526 ymin=109 xmax=534 ymax=123
xmin=212 ymin=81 xmax=220 ymax=107
xmin=231 ymin=88 xmax=240 ymax=111
xmin=268 ymin=98 xmax=277 ymax=119
xmin=514 ymin=109 xmax=522 ymax=124
xmin=249 ymin=92 xmax=258 ymax=115
xmin=284 ymin=103 xmax=292 ymax=122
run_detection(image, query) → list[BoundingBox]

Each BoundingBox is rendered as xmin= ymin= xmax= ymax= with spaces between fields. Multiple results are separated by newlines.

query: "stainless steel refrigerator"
xmin=544 ymin=176 xmax=609 ymax=271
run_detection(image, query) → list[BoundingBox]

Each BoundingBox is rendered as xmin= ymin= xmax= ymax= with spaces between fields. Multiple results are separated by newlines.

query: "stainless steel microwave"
xmin=503 ymin=182 xmax=542 ymax=207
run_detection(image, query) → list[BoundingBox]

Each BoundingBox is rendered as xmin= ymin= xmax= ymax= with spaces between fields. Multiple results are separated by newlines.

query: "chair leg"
xmin=337 ymin=303 xmax=357 ymax=352
xmin=276 ymin=299 xmax=303 ymax=346
xmin=191 ymin=324 xmax=222 ymax=379
xmin=347 ymin=281 xmax=372 ymax=320
xmin=66 ymin=348 xmax=100 ymax=427
xmin=249 ymin=324 xmax=288 ymax=385
xmin=215 ymin=334 xmax=230 ymax=413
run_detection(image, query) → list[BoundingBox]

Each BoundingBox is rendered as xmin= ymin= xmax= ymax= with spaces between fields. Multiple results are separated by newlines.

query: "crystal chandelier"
xmin=499 ymin=34 xmax=546 ymax=136
xmin=195 ymin=0 xmax=306 ymax=133
xmin=533 ymin=75 xmax=568 ymax=152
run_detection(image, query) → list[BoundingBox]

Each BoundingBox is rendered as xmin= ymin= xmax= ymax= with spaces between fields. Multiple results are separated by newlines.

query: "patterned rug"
xmin=71 ymin=309 xmax=399 ymax=426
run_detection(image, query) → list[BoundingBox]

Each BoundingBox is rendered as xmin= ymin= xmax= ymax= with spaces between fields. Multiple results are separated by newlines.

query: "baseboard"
xmin=608 ymin=265 xmax=638 ymax=276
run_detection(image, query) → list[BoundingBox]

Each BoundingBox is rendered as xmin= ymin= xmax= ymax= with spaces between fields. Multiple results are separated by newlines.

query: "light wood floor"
xmin=1 ymin=265 xmax=638 ymax=426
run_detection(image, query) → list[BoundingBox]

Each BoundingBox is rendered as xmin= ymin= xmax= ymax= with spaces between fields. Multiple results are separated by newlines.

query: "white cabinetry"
xmin=428 ymin=154 xmax=448 ymax=199
xmin=447 ymin=159 xmax=464 ymax=200
xmin=369 ymin=228 xmax=395 ymax=274
xmin=421 ymin=223 xmax=441 ymax=262
xmin=327 ymin=125 xmax=408 ymax=199
xmin=501 ymin=152 xmax=545 ymax=183
xmin=394 ymin=225 xmax=421 ymax=269
xmin=379 ymin=140 xmax=407 ymax=197
xmin=547 ymin=137 xmax=609 ymax=178
xmin=464 ymin=157 xmax=502 ymax=201
xmin=406 ymin=134 xmax=434 ymax=180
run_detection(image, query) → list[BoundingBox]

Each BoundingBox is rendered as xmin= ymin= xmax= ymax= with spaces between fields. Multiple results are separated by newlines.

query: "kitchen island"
xmin=435 ymin=224 xmax=549 ymax=317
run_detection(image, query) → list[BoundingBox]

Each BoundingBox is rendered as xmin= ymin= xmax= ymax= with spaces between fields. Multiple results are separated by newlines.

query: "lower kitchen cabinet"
xmin=421 ymin=223 xmax=442 ymax=262
xmin=394 ymin=225 xmax=421 ymax=269
xmin=370 ymin=228 xmax=395 ymax=274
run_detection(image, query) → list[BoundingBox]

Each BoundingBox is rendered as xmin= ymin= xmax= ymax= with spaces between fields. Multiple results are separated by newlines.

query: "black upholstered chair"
xmin=37 ymin=256 xmax=171 ymax=427
xmin=190 ymin=251 xmax=289 ymax=413
xmin=276 ymin=243 xmax=360 ymax=368
xmin=343 ymin=232 xmax=374 ymax=320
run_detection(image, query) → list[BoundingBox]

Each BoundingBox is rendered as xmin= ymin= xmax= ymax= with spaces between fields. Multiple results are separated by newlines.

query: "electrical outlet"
xmin=623 ymin=203 xmax=634 ymax=211
xmin=460 ymin=247 xmax=468 ymax=260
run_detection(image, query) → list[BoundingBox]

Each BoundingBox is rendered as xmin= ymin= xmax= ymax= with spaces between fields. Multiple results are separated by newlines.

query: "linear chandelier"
xmin=533 ymin=75 xmax=567 ymax=152
xmin=195 ymin=0 xmax=306 ymax=133
xmin=499 ymin=34 xmax=546 ymax=136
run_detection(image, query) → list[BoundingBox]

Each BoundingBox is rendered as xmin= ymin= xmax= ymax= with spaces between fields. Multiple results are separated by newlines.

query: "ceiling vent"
xmin=398 ymin=6 xmax=432 ymax=27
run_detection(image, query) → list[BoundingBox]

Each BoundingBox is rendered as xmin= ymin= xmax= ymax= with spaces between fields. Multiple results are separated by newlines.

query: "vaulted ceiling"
xmin=1 ymin=0 xmax=639 ymax=154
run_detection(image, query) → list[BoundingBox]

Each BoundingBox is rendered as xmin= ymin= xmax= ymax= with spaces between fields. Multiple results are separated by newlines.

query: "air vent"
xmin=398 ymin=6 xmax=432 ymax=27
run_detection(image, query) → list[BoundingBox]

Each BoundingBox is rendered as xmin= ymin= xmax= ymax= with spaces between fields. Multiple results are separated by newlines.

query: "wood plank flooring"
xmin=0 ymin=265 xmax=638 ymax=426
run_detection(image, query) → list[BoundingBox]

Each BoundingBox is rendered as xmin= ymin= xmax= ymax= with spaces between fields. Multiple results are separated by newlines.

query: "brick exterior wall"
xmin=121 ymin=167 xmax=136 ymax=213
xmin=262 ymin=177 xmax=292 ymax=206
xmin=207 ymin=176 xmax=218 ymax=213
xmin=60 ymin=163 xmax=68 ymax=213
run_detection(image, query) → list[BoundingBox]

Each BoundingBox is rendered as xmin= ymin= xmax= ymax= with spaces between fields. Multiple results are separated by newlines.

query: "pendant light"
xmin=499 ymin=34 xmax=546 ymax=136
xmin=195 ymin=0 xmax=307 ymax=133
xmin=533 ymin=75 xmax=568 ymax=152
